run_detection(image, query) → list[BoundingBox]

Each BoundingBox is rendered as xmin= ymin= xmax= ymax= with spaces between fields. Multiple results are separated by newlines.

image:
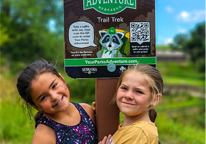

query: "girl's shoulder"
xmin=131 ymin=121 xmax=157 ymax=130
xmin=79 ymin=103 xmax=93 ymax=111
xmin=119 ymin=121 xmax=157 ymax=135
xmin=79 ymin=103 xmax=95 ymax=124
xmin=131 ymin=121 xmax=158 ymax=137
xmin=32 ymin=124 xmax=56 ymax=144
xmin=132 ymin=121 xmax=155 ymax=126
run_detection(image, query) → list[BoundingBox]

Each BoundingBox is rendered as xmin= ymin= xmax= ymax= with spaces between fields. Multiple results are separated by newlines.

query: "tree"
xmin=0 ymin=0 xmax=64 ymax=72
xmin=170 ymin=22 xmax=205 ymax=72
xmin=170 ymin=33 xmax=189 ymax=50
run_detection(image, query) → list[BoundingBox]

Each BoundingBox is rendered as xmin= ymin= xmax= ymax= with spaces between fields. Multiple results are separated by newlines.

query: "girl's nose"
xmin=124 ymin=91 xmax=133 ymax=100
xmin=50 ymin=92 xmax=58 ymax=101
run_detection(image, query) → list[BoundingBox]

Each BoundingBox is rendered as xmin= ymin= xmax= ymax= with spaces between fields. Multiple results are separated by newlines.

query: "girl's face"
xmin=116 ymin=71 xmax=152 ymax=117
xmin=30 ymin=72 xmax=70 ymax=115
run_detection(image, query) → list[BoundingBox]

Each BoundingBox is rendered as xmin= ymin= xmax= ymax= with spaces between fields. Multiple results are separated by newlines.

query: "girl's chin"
xmin=120 ymin=110 xmax=136 ymax=116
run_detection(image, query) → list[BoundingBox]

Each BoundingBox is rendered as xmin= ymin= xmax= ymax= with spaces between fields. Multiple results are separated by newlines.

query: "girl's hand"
xmin=98 ymin=134 xmax=112 ymax=144
xmin=92 ymin=102 xmax=96 ymax=111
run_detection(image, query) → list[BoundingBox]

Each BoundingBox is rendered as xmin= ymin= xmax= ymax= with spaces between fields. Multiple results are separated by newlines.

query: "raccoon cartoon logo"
xmin=97 ymin=27 xmax=124 ymax=58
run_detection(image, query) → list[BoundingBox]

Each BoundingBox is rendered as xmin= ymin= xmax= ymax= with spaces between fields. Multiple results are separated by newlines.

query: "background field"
xmin=0 ymin=1 xmax=205 ymax=143
xmin=0 ymin=61 xmax=205 ymax=144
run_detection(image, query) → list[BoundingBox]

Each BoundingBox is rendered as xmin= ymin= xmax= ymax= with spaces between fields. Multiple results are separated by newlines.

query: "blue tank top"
xmin=36 ymin=102 xmax=98 ymax=144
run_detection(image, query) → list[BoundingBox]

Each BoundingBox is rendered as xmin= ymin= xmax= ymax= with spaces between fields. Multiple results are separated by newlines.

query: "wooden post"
xmin=95 ymin=78 xmax=119 ymax=142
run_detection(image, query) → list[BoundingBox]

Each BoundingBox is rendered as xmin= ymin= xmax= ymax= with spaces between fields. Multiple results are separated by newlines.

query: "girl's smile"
xmin=116 ymin=71 xmax=152 ymax=118
xmin=52 ymin=95 xmax=64 ymax=108
xmin=30 ymin=72 xmax=70 ymax=115
xmin=121 ymin=101 xmax=135 ymax=106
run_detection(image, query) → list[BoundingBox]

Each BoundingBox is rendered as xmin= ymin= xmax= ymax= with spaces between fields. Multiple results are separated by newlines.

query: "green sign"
xmin=83 ymin=0 xmax=136 ymax=14
xmin=65 ymin=57 xmax=156 ymax=66
xmin=64 ymin=0 xmax=156 ymax=78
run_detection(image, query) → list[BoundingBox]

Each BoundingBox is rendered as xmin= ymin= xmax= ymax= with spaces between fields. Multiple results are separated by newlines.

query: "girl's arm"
xmin=31 ymin=124 xmax=56 ymax=144
xmin=80 ymin=103 xmax=96 ymax=125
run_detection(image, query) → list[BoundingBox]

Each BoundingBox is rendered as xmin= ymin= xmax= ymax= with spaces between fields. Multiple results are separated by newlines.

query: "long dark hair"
xmin=16 ymin=61 xmax=64 ymax=123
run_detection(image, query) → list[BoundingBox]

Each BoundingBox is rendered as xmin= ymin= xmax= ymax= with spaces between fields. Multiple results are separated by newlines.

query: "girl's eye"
xmin=120 ymin=87 xmax=127 ymax=90
xmin=52 ymin=83 xmax=57 ymax=89
xmin=136 ymin=91 xmax=143 ymax=94
xmin=40 ymin=96 xmax=47 ymax=102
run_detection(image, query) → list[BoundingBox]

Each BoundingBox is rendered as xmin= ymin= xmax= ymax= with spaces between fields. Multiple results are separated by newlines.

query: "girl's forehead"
xmin=122 ymin=71 xmax=150 ymax=86
xmin=32 ymin=72 xmax=57 ymax=86
xmin=121 ymin=71 xmax=151 ymax=91
xmin=124 ymin=71 xmax=144 ymax=79
xmin=122 ymin=71 xmax=143 ymax=81
xmin=30 ymin=73 xmax=57 ymax=97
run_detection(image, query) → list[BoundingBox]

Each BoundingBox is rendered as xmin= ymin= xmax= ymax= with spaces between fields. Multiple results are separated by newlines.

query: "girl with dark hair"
xmin=16 ymin=61 xmax=98 ymax=144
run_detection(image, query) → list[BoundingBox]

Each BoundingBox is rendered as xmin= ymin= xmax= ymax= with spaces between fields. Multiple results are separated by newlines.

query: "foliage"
xmin=170 ymin=22 xmax=205 ymax=72
xmin=69 ymin=78 xmax=96 ymax=105
xmin=0 ymin=60 xmax=205 ymax=143
xmin=0 ymin=1 xmax=205 ymax=143
xmin=156 ymin=93 xmax=205 ymax=144
xmin=156 ymin=62 xmax=205 ymax=87
xmin=156 ymin=44 xmax=172 ymax=50
xmin=170 ymin=33 xmax=189 ymax=49
xmin=156 ymin=113 xmax=205 ymax=144
xmin=0 ymin=0 xmax=64 ymax=73
xmin=0 ymin=102 xmax=35 ymax=144
xmin=0 ymin=68 xmax=35 ymax=143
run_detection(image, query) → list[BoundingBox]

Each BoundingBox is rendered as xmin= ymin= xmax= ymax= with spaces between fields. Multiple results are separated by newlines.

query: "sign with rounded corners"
xmin=64 ymin=0 xmax=156 ymax=79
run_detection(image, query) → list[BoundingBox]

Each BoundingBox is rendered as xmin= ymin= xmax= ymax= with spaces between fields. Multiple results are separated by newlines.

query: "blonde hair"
xmin=114 ymin=64 xmax=163 ymax=122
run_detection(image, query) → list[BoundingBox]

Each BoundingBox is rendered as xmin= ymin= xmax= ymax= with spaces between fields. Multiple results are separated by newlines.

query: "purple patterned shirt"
xmin=36 ymin=102 xmax=98 ymax=144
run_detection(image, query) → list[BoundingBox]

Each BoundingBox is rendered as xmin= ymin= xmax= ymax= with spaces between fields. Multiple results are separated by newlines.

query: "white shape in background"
xmin=163 ymin=38 xmax=173 ymax=45
xmin=165 ymin=6 xmax=174 ymax=13
xmin=119 ymin=66 xmax=126 ymax=73
xmin=69 ymin=21 xmax=97 ymax=48
xmin=176 ymin=10 xmax=205 ymax=22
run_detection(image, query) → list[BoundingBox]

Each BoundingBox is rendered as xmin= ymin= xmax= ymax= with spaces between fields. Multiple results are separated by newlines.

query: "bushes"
xmin=156 ymin=93 xmax=205 ymax=144
xmin=0 ymin=62 xmax=205 ymax=144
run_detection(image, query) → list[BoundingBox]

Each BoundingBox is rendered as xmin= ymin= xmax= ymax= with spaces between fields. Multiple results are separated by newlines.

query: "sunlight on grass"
xmin=156 ymin=62 xmax=205 ymax=87
xmin=0 ymin=61 xmax=205 ymax=144
xmin=163 ymin=76 xmax=205 ymax=87
xmin=0 ymin=102 xmax=35 ymax=143
xmin=156 ymin=113 xmax=205 ymax=144
xmin=156 ymin=93 xmax=205 ymax=144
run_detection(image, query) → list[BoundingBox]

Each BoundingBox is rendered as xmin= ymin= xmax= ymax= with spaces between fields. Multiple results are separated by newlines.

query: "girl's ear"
xmin=151 ymin=93 xmax=162 ymax=107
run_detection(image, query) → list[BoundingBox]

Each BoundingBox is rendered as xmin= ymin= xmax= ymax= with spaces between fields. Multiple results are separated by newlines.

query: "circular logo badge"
xmin=88 ymin=70 xmax=91 ymax=74
xmin=107 ymin=63 xmax=116 ymax=72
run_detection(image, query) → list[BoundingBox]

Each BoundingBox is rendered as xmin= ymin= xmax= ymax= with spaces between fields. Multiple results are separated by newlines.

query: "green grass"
xmin=161 ymin=76 xmax=205 ymax=86
xmin=156 ymin=113 xmax=205 ymax=144
xmin=156 ymin=94 xmax=205 ymax=110
xmin=156 ymin=62 xmax=205 ymax=87
xmin=0 ymin=61 xmax=205 ymax=144
xmin=0 ymin=68 xmax=35 ymax=144
xmin=156 ymin=45 xmax=173 ymax=50
xmin=156 ymin=93 xmax=205 ymax=144
xmin=0 ymin=102 xmax=35 ymax=144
